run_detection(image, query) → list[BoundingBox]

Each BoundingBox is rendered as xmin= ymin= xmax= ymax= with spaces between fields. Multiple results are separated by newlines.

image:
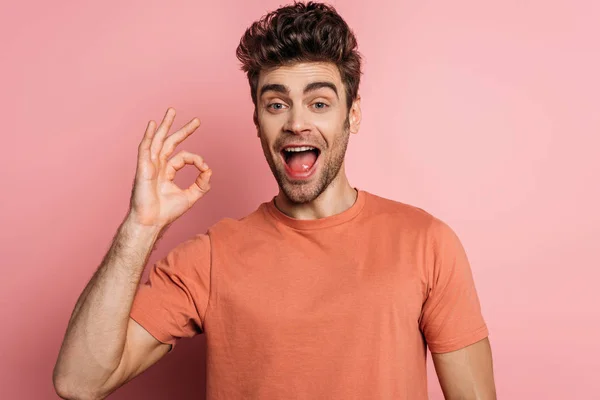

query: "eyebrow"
xmin=259 ymin=81 xmax=339 ymax=98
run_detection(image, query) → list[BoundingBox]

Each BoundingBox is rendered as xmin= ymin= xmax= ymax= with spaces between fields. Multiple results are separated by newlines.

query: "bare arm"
xmin=53 ymin=215 xmax=167 ymax=399
xmin=53 ymin=108 xmax=212 ymax=400
xmin=432 ymin=337 xmax=497 ymax=400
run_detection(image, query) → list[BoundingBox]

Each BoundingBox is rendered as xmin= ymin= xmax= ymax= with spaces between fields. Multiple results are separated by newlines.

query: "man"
xmin=53 ymin=2 xmax=496 ymax=399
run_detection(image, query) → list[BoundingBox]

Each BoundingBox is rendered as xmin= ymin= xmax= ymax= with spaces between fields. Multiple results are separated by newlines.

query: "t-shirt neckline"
xmin=265 ymin=189 xmax=367 ymax=230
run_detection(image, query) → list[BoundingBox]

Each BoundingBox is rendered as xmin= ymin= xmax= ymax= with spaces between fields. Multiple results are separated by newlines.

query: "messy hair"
xmin=236 ymin=1 xmax=362 ymax=122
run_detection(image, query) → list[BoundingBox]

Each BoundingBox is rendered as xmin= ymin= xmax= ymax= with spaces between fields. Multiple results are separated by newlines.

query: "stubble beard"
xmin=259 ymin=122 xmax=350 ymax=204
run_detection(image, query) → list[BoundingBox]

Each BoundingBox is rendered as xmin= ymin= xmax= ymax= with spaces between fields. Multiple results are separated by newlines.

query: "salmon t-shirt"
xmin=130 ymin=190 xmax=489 ymax=399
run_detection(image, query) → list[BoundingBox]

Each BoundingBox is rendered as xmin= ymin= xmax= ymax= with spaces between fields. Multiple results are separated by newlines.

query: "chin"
xmin=280 ymin=163 xmax=341 ymax=204
xmin=264 ymin=145 xmax=345 ymax=205
xmin=280 ymin=181 xmax=323 ymax=204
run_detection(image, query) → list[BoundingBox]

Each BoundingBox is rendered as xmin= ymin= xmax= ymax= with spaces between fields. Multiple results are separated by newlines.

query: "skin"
xmin=256 ymin=61 xmax=361 ymax=219
xmin=53 ymin=109 xmax=208 ymax=399
xmin=433 ymin=338 xmax=498 ymax=399
xmin=52 ymin=62 xmax=497 ymax=399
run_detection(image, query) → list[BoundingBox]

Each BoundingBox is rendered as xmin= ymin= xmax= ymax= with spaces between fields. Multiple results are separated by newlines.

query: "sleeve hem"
xmin=130 ymin=305 xmax=178 ymax=350
xmin=428 ymin=324 xmax=489 ymax=354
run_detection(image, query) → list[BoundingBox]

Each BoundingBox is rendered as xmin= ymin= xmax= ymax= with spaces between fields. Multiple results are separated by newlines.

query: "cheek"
xmin=257 ymin=115 xmax=276 ymax=138
xmin=258 ymin=110 xmax=285 ymax=132
xmin=313 ymin=111 xmax=348 ymax=142
xmin=257 ymin=122 xmax=283 ymax=154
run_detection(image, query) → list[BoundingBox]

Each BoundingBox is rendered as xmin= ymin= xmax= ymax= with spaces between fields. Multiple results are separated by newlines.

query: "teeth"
xmin=284 ymin=146 xmax=315 ymax=152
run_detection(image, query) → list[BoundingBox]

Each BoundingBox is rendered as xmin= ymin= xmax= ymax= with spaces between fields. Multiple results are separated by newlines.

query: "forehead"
xmin=257 ymin=62 xmax=342 ymax=92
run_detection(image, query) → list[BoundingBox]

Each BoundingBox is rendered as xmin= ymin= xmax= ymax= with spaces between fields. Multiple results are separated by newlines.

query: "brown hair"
xmin=236 ymin=1 xmax=362 ymax=122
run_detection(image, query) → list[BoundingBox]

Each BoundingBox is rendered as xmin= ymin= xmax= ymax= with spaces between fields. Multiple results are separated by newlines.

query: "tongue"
xmin=287 ymin=151 xmax=317 ymax=173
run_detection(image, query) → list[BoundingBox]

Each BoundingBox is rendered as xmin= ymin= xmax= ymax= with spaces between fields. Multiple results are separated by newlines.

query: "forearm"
xmin=53 ymin=214 xmax=163 ymax=397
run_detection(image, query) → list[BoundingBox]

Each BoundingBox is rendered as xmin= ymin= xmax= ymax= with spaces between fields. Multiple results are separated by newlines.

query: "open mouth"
xmin=280 ymin=145 xmax=321 ymax=178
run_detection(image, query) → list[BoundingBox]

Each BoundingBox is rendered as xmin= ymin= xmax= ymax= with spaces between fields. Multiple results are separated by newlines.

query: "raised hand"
xmin=128 ymin=107 xmax=212 ymax=229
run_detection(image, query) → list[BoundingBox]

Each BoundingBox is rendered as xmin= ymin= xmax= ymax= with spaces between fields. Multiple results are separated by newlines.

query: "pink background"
xmin=2 ymin=0 xmax=599 ymax=398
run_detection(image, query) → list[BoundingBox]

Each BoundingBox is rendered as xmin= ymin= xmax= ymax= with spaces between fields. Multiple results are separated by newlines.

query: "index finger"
xmin=160 ymin=117 xmax=201 ymax=159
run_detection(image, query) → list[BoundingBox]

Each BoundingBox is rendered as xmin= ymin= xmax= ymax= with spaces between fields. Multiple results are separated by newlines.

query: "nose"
xmin=283 ymin=106 xmax=311 ymax=135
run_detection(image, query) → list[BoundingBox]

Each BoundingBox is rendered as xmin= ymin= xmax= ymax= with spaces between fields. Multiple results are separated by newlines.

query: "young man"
xmin=54 ymin=2 xmax=496 ymax=399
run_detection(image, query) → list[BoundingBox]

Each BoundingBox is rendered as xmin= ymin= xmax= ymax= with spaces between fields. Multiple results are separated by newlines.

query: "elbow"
xmin=53 ymin=369 xmax=102 ymax=400
xmin=53 ymin=384 xmax=100 ymax=400
xmin=53 ymin=379 xmax=76 ymax=400
xmin=53 ymin=379 xmax=82 ymax=400
xmin=53 ymin=383 xmax=77 ymax=400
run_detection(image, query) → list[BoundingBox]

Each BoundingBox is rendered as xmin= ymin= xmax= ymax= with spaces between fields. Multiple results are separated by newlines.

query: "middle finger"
xmin=150 ymin=107 xmax=176 ymax=158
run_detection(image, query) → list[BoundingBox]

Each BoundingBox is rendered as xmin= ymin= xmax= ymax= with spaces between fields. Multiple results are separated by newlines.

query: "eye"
xmin=312 ymin=102 xmax=329 ymax=110
xmin=267 ymin=103 xmax=287 ymax=111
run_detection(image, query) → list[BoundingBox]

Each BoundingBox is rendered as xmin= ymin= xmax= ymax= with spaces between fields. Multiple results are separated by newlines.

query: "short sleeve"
xmin=419 ymin=218 xmax=489 ymax=353
xmin=130 ymin=233 xmax=211 ymax=349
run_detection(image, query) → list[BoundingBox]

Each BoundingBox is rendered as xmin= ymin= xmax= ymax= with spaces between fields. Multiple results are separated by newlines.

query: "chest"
xmin=210 ymin=231 xmax=427 ymax=336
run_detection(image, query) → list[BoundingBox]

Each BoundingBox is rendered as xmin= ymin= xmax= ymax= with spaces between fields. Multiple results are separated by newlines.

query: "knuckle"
xmin=161 ymin=144 xmax=173 ymax=156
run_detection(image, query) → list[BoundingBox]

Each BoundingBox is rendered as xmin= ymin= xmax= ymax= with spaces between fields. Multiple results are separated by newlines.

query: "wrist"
xmin=122 ymin=213 xmax=164 ymax=238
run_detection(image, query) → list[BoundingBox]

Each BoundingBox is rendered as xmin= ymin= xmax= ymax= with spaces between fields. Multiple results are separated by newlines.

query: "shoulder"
xmin=162 ymin=231 xmax=211 ymax=262
xmin=361 ymin=191 xmax=459 ymax=240
xmin=205 ymin=201 xmax=272 ymax=240
xmin=361 ymin=191 xmax=435 ymax=229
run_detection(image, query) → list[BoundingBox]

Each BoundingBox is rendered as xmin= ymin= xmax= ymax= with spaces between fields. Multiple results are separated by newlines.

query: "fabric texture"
xmin=130 ymin=190 xmax=489 ymax=399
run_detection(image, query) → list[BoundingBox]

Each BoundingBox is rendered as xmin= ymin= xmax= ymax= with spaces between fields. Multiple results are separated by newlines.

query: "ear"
xmin=348 ymin=95 xmax=362 ymax=134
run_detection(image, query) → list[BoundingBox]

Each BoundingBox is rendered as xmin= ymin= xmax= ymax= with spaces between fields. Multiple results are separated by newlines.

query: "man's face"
xmin=255 ymin=62 xmax=360 ymax=204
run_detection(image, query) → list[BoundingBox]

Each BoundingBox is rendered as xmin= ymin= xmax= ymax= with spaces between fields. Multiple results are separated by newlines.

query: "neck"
xmin=274 ymin=170 xmax=358 ymax=220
